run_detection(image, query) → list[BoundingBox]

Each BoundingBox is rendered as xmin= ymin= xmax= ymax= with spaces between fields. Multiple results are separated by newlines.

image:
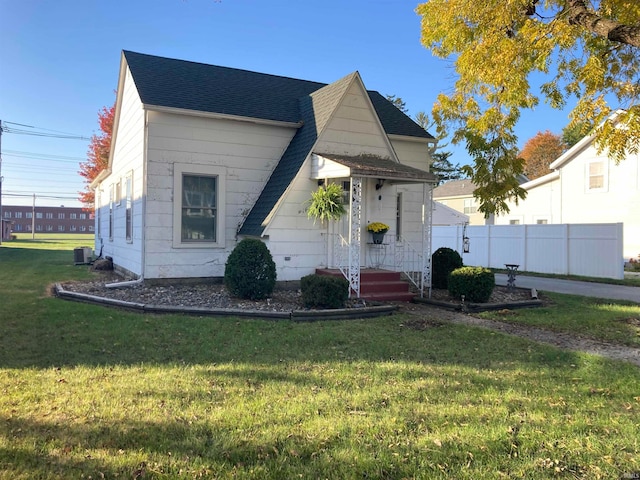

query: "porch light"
xmin=375 ymin=179 xmax=385 ymax=190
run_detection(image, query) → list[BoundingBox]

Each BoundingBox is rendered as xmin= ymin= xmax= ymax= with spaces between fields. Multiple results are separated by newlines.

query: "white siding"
xmin=143 ymin=110 xmax=296 ymax=278
xmin=314 ymin=82 xmax=391 ymax=158
xmin=390 ymin=137 xmax=432 ymax=171
xmin=96 ymin=66 xmax=145 ymax=277
xmin=496 ymin=143 xmax=640 ymax=261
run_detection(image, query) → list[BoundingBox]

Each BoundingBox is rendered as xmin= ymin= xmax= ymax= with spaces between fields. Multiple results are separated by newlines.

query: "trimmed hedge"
xmin=432 ymin=247 xmax=463 ymax=289
xmin=448 ymin=266 xmax=495 ymax=303
xmin=224 ymin=239 xmax=277 ymax=300
xmin=300 ymin=274 xmax=349 ymax=309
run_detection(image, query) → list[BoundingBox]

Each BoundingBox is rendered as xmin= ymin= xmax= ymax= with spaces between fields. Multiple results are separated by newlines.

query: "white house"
xmin=92 ymin=51 xmax=437 ymax=297
xmin=495 ymin=118 xmax=640 ymax=261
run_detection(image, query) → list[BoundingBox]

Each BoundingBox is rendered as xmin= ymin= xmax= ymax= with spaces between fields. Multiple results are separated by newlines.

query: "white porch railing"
xmin=330 ymin=233 xmax=431 ymax=298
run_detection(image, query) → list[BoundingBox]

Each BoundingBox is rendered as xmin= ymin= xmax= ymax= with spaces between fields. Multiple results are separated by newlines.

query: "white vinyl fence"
xmin=432 ymin=223 xmax=624 ymax=280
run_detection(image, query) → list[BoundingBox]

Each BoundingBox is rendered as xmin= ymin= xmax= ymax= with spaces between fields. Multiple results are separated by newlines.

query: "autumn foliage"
xmin=78 ymin=104 xmax=115 ymax=208
xmin=519 ymin=131 xmax=566 ymax=181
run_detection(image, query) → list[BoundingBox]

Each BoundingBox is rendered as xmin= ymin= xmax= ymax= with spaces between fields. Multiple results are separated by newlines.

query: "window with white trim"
xmin=125 ymin=172 xmax=133 ymax=242
xmin=463 ymin=198 xmax=477 ymax=214
xmin=587 ymin=160 xmax=607 ymax=191
xmin=173 ymin=164 xmax=226 ymax=248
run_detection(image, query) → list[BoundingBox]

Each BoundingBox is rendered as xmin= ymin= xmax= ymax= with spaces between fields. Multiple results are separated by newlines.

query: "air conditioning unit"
xmin=74 ymin=247 xmax=93 ymax=265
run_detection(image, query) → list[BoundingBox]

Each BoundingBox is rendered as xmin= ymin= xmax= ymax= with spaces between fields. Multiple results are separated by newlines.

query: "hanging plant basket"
xmin=306 ymin=183 xmax=346 ymax=225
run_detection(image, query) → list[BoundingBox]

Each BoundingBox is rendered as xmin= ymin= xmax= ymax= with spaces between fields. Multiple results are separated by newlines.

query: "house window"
xmin=58 ymin=213 xmax=65 ymax=219
xmin=463 ymin=198 xmax=477 ymax=214
xmin=587 ymin=160 xmax=606 ymax=191
xmin=36 ymin=225 xmax=42 ymax=232
xmin=509 ymin=219 xmax=520 ymax=225
xmin=15 ymin=212 xmax=22 ymax=219
xmin=70 ymin=225 xmax=77 ymax=232
xmin=70 ymin=213 xmax=77 ymax=219
xmin=536 ymin=219 xmax=548 ymax=225
xmin=36 ymin=212 xmax=43 ymax=219
xmin=125 ymin=172 xmax=133 ymax=242
xmin=46 ymin=213 xmax=53 ymax=219
xmin=80 ymin=213 xmax=87 ymax=220
xmin=58 ymin=225 xmax=65 ymax=232
xmin=3 ymin=211 xmax=10 ymax=219
xmin=173 ymin=164 xmax=226 ymax=248
xmin=81 ymin=226 xmax=87 ymax=232
xmin=14 ymin=224 xmax=22 ymax=231
xmin=26 ymin=212 xmax=32 ymax=219
xmin=115 ymin=180 xmax=122 ymax=205
xmin=396 ymin=193 xmax=403 ymax=241
xmin=109 ymin=185 xmax=114 ymax=241
xmin=46 ymin=225 xmax=53 ymax=231
xmin=182 ymin=175 xmax=217 ymax=242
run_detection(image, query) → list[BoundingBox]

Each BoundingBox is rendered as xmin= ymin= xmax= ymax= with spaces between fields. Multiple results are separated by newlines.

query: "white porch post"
xmin=422 ymin=183 xmax=433 ymax=298
xmin=348 ymin=176 xmax=362 ymax=298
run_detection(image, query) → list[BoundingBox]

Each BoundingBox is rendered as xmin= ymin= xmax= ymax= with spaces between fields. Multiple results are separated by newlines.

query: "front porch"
xmin=316 ymin=267 xmax=416 ymax=302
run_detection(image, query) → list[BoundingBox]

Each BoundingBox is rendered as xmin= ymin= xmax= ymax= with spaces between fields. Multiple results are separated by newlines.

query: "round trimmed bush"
xmin=224 ymin=239 xmax=277 ymax=300
xmin=448 ymin=266 xmax=495 ymax=303
xmin=300 ymin=274 xmax=349 ymax=309
xmin=432 ymin=247 xmax=463 ymax=289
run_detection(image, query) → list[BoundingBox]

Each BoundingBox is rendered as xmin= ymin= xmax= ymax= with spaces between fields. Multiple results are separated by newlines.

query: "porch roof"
xmin=314 ymin=153 xmax=437 ymax=184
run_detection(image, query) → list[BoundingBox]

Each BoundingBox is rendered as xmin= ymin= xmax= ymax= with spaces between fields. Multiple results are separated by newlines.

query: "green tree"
xmin=385 ymin=94 xmax=408 ymax=114
xmin=562 ymin=121 xmax=590 ymax=148
xmin=418 ymin=0 xmax=640 ymax=216
xmin=519 ymin=130 xmax=566 ymax=180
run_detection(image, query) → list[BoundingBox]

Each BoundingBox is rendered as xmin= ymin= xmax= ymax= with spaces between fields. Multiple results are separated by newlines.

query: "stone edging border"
xmin=413 ymin=287 xmax=543 ymax=313
xmin=54 ymin=283 xmax=398 ymax=321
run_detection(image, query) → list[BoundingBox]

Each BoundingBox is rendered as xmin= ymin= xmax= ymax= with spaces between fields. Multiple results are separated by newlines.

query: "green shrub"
xmin=224 ymin=239 xmax=277 ymax=300
xmin=432 ymin=247 xmax=463 ymax=289
xmin=300 ymin=274 xmax=349 ymax=309
xmin=448 ymin=266 xmax=495 ymax=303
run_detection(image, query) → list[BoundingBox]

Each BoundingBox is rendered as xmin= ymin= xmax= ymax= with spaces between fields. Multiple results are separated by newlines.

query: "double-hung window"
xmin=173 ymin=164 xmax=225 ymax=248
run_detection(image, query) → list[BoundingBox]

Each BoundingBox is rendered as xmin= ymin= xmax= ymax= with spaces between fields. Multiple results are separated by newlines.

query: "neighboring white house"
xmin=495 ymin=118 xmax=640 ymax=261
xmin=92 ymin=51 xmax=438 ymax=296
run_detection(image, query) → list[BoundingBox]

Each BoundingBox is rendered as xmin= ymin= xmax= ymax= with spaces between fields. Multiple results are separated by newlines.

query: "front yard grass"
xmin=1 ymin=241 xmax=639 ymax=479
xmin=480 ymin=292 xmax=640 ymax=348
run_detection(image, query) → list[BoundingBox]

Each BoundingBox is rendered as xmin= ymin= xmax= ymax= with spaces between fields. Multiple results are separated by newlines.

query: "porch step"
xmin=315 ymin=268 xmax=416 ymax=302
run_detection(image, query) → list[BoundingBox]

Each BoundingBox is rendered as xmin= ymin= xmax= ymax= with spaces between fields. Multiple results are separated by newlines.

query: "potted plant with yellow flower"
xmin=367 ymin=222 xmax=389 ymax=244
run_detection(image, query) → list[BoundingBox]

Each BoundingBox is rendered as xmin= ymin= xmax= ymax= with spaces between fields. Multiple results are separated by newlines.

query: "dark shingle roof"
xmin=122 ymin=51 xmax=434 ymax=236
xmin=317 ymin=153 xmax=437 ymax=183
xmin=123 ymin=51 xmax=434 ymax=139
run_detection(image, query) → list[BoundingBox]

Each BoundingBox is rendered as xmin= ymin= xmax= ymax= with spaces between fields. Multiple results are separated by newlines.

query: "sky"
xmin=0 ymin=0 xmax=577 ymax=208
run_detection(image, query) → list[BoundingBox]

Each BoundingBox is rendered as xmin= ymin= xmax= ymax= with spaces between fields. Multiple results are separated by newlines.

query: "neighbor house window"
xmin=15 ymin=212 xmax=22 ymax=219
xmin=70 ymin=213 xmax=77 ymax=219
xmin=125 ymin=172 xmax=133 ymax=242
xmin=80 ymin=213 xmax=87 ymax=220
xmin=58 ymin=225 xmax=65 ymax=232
xmin=463 ymin=198 xmax=477 ymax=214
xmin=46 ymin=213 xmax=53 ymax=219
xmin=58 ymin=213 xmax=65 ymax=219
xmin=173 ymin=164 xmax=226 ymax=248
xmin=26 ymin=212 xmax=32 ymax=219
xmin=588 ymin=160 xmax=606 ymax=191
xmin=536 ymin=219 xmax=548 ymax=225
xmin=36 ymin=212 xmax=43 ymax=219
xmin=509 ymin=219 xmax=520 ymax=225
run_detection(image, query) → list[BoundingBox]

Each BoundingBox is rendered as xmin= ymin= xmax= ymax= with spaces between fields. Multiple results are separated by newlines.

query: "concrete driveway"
xmin=495 ymin=273 xmax=640 ymax=303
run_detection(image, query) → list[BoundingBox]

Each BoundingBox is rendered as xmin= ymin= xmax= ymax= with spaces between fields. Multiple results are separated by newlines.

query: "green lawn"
xmin=1 ymin=241 xmax=639 ymax=479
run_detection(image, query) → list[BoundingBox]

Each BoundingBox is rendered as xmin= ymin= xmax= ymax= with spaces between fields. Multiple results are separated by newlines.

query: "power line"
xmin=3 ymin=149 xmax=86 ymax=162
xmin=2 ymin=121 xmax=90 ymax=141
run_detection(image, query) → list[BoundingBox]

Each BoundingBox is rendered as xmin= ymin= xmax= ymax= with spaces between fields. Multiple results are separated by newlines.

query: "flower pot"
xmin=371 ymin=231 xmax=387 ymax=244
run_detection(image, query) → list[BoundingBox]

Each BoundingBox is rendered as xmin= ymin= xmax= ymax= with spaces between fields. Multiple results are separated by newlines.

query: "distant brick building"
xmin=1 ymin=205 xmax=94 ymax=238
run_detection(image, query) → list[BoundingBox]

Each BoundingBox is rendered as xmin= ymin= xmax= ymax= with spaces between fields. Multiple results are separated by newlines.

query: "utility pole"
xmin=0 ymin=119 xmax=3 ymax=245
xmin=32 ymin=193 xmax=36 ymax=239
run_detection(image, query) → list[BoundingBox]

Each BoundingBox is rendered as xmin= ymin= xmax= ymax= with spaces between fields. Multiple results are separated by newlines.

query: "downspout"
xmin=106 ymin=110 xmax=148 ymax=289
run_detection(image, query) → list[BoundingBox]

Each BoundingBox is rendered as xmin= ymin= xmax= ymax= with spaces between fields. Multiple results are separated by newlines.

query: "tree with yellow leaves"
xmin=417 ymin=0 xmax=639 ymax=216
